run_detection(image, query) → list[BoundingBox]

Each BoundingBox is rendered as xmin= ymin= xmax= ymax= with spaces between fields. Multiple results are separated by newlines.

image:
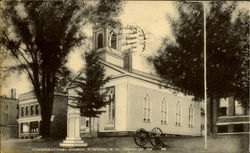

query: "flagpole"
xmin=203 ymin=1 xmax=208 ymax=151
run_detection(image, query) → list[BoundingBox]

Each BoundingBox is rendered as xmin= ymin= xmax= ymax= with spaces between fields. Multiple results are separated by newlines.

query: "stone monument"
xmin=60 ymin=106 xmax=88 ymax=147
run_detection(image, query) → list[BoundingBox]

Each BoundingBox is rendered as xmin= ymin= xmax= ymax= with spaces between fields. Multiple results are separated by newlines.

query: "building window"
xmin=35 ymin=105 xmax=39 ymax=115
xmin=201 ymin=124 xmax=204 ymax=130
xmin=189 ymin=104 xmax=194 ymax=127
xmin=143 ymin=94 xmax=151 ymax=122
xmin=21 ymin=122 xmax=29 ymax=133
xmin=233 ymin=124 xmax=244 ymax=132
xmin=97 ymin=33 xmax=103 ymax=49
xmin=82 ymin=117 xmax=89 ymax=128
xmin=30 ymin=121 xmax=38 ymax=133
xmin=161 ymin=98 xmax=168 ymax=124
xmin=5 ymin=105 xmax=8 ymax=110
xmin=21 ymin=107 xmax=24 ymax=117
xmin=25 ymin=106 xmax=29 ymax=116
xmin=86 ymin=120 xmax=89 ymax=127
xmin=219 ymin=98 xmax=228 ymax=116
xmin=107 ymin=87 xmax=115 ymax=124
xmin=176 ymin=101 xmax=181 ymax=125
xmin=219 ymin=107 xmax=227 ymax=116
xmin=20 ymin=123 xmax=23 ymax=133
xmin=217 ymin=125 xmax=228 ymax=133
xmin=235 ymin=100 xmax=245 ymax=115
xmin=200 ymin=108 xmax=205 ymax=116
xmin=30 ymin=105 xmax=34 ymax=115
xmin=111 ymin=34 xmax=117 ymax=49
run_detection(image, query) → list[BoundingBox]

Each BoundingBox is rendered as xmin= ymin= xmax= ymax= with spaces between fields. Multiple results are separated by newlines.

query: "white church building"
xmin=64 ymin=25 xmax=204 ymax=141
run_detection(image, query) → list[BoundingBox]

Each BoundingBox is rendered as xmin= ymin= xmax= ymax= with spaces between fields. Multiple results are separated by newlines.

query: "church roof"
xmin=100 ymin=60 xmax=162 ymax=81
xmin=66 ymin=60 xmax=177 ymax=91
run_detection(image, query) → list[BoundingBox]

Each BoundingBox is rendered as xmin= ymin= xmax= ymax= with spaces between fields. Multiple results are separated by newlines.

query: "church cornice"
xmin=66 ymin=59 xmax=179 ymax=93
xmin=97 ymin=47 xmax=123 ymax=59
xmin=99 ymin=60 xmax=178 ymax=91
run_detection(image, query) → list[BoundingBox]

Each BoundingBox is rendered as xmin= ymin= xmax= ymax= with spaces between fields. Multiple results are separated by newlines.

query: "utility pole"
xmin=203 ymin=1 xmax=208 ymax=151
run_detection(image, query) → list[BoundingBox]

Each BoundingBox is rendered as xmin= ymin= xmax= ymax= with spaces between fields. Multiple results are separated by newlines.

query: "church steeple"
xmin=93 ymin=25 xmax=123 ymax=67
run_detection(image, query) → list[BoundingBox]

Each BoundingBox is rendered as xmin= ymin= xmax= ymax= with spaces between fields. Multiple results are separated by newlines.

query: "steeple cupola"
xmin=93 ymin=25 xmax=123 ymax=67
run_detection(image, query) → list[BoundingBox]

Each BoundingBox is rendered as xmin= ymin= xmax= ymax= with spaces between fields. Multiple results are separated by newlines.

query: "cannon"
xmin=133 ymin=127 xmax=167 ymax=148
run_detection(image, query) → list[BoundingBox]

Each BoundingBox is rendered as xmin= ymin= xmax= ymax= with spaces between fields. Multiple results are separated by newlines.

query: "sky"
xmin=66 ymin=1 xmax=177 ymax=73
xmin=1 ymin=1 xmax=249 ymax=97
xmin=2 ymin=1 xmax=176 ymax=97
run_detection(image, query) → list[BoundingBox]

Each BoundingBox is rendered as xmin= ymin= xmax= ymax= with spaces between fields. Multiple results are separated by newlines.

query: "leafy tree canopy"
xmin=149 ymin=2 xmax=249 ymax=106
xmin=0 ymin=0 xmax=122 ymax=137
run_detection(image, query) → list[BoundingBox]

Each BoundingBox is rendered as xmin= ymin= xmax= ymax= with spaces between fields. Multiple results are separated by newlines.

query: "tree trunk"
xmin=89 ymin=117 xmax=92 ymax=137
xmin=207 ymin=96 xmax=219 ymax=136
xmin=40 ymin=119 xmax=51 ymax=138
xmin=39 ymin=101 xmax=53 ymax=138
xmin=38 ymin=81 xmax=55 ymax=138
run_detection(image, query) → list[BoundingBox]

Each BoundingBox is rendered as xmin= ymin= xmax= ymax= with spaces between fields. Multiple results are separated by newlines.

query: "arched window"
xmin=143 ymin=94 xmax=151 ymax=122
xmin=30 ymin=105 xmax=34 ymax=115
xmin=26 ymin=106 xmax=29 ymax=116
xmin=111 ymin=34 xmax=117 ymax=49
xmin=189 ymin=104 xmax=194 ymax=127
xmin=107 ymin=87 xmax=115 ymax=124
xmin=143 ymin=97 xmax=147 ymax=121
xmin=97 ymin=33 xmax=103 ymax=49
xmin=161 ymin=98 xmax=168 ymax=124
xmin=176 ymin=101 xmax=181 ymax=125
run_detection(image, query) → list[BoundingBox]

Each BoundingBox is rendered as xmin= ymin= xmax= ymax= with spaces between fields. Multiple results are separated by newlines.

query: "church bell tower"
xmin=93 ymin=25 xmax=124 ymax=67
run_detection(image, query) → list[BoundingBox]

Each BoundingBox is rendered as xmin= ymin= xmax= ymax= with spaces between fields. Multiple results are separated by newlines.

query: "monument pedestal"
xmin=60 ymin=107 xmax=87 ymax=147
xmin=60 ymin=138 xmax=87 ymax=147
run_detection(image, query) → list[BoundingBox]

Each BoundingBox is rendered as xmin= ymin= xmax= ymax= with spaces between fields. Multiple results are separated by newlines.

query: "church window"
xmin=188 ymin=104 xmax=194 ymax=127
xmin=176 ymin=101 xmax=181 ymax=125
xmin=161 ymin=98 xmax=168 ymax=124
xmin=143 ymin=94 xmax=151 ymax=122
xmin=30 ymin=105 xmax=34 ymax=115
xmin=107 ymin=87 xmax=115 ymax=124
xmin=97 ymin=33 xmax=103 ymax=49
xmin=111 ymin=34 xmax=117 ymax=49
xmin=25 ymin=106 xmax=29 ymax=116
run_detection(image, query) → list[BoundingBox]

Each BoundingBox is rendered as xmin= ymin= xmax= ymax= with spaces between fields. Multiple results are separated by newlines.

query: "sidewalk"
xmin=1 ymin=134 xmax=249 ymax=153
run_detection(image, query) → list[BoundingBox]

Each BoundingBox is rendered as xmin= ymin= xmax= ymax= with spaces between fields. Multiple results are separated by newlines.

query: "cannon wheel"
xmin=134 ymin=128 xmax=148 ymax=147
xmin=150 ymin=127 xmax=163 ymax=148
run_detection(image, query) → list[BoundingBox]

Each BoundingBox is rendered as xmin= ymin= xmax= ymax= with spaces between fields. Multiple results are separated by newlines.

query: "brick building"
xmin=0 ymin=89 xmax=18 ymax=139
xmin=17 ymin=91 xmax=68 ymax=139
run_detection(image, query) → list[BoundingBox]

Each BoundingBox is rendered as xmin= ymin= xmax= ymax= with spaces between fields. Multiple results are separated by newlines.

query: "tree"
xmin=0 ymin=0 xmax=122 ymax=138
xmin=148 ymin=2 xmax=249 ymax=135
xmin=72 ymin=50 xmax=111 ymax=136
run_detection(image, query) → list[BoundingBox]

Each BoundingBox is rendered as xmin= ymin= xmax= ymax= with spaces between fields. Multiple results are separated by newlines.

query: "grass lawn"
xmin=1 ymin=135 xmax=249 ymax=153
